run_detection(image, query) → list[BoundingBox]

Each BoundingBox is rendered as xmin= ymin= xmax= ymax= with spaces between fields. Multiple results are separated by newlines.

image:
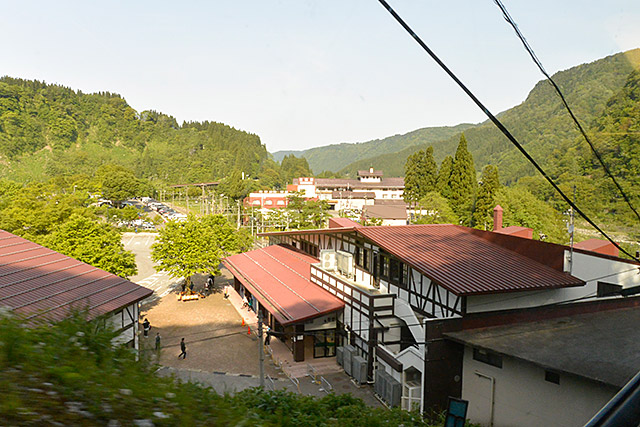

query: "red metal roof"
xmin=574 ymin=238 xmax=619 ymax=257
xmin=356 ymin=224 xmax=584 ymax=296
xmin=222 ymin=245 xmax=344 ymax=325
xmin=0 ymin=230 xmax=152 ymax=323
xmin=328 ymin=218 xmax=361 ymax=229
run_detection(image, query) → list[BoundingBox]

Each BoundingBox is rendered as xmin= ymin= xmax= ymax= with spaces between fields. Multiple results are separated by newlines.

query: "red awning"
xmin=222 ymin=245 xmax=343 ymax=325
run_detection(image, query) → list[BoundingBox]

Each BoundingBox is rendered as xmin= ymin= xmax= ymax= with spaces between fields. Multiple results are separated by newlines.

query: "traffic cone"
xmin=242 ymin=318 xmax=245 ymax=327
xmin=248 ymin=326 xmax=251 ymax=335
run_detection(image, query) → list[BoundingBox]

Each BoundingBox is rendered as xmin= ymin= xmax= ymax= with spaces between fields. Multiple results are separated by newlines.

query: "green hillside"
xmin=272 ymin=123 xmax=474 ymax=174
xmin=0 ymin=77 xmax=270 ymax=186
xmin=340 ymin=49 xmax=640 ymax=182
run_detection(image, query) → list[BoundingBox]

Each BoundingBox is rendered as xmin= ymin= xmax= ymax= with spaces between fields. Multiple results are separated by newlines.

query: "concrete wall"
xmin=461 ymin=346 xmax=617 ymax=427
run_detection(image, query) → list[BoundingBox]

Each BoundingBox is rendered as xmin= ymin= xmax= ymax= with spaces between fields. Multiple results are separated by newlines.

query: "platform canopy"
xmin=222 ymin=244 xmax=344 ymax=326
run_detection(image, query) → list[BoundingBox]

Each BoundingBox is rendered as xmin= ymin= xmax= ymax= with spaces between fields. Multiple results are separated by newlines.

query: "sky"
xmin=2 ymin=1 xmax=639 ymax=153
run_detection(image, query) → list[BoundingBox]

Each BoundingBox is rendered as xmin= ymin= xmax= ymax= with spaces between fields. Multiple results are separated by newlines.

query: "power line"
xmin=376 ymin=0 xmax=639 ymax=261
xmin=492 ymin=0 xmax=640 ymax=225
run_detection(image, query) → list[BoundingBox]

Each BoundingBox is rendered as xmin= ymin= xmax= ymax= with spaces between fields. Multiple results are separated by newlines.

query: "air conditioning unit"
xmin=336 ymin=346 xmax=344 ymax=367
xmin=343 ymin=345 xmax=355 ymax=376
xmin=375 ymin=369 xmax=388 ymax=398
xmin=387 ymin=376 xmax=402 ymax=407
xmin=320 ymin=249 xmax=336 ymax=271
xmin=352 ymin=355 xmax=368 ymax=385
xmin=336 ymin=250 xmax=354 ymax=279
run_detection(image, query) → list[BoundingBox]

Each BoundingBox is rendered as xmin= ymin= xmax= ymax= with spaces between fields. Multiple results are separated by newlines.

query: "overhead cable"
xmin=492 ymin=0 xmax=640 ymax=225
xmin=376 ymin=0 xmax=638 ymax=261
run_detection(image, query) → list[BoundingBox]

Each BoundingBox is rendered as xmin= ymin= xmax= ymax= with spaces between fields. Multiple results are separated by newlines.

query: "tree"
xmin=414 ymin=192 xmax=459 ymax=224
xmin=473 ymin=165 xmax=501 ymax=230
xmin=403 ymin=147 xmax=437 ymax=204
xmin=42 ymin=214 xmax=137 ymax=279
xmin=285 ymin=192 xmax=330 ymax=229
xmin=151 ymin=214 xmax=252 ymax=287
xmin=494 ymin=186 xmax=567 ymax=243
xmin=99 ymin=166 xmax=141 ymax=207
xmin=436 ymin=155 xmax=454 ymax=197
xmin=448 ymin=134 xmax=477 ymax=225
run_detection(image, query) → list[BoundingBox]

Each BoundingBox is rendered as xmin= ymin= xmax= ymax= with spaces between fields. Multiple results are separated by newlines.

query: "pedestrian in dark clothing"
xmin=155 ymin=332 xmax=161 ymax=351
xmin=178 ymin=338 xmax=187 ymax=359
xmin=264 ymin=326 xmax=271 ymax=345
xmin=207 ymin=275 xmax=214 ymax=295
xmin=143 ymin=318 xmax=151 ymax=338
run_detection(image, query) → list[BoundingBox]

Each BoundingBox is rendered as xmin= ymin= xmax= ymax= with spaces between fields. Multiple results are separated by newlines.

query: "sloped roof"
xmin=222 ymin=244 xmax=344 ymax=325
xmin=312 ymin=178 xmax=404 ymax=189
xmin=574 ymin=238 xmax=619 ymax=257
xmin=0 ymin=230 xmax=152 ymax=322
xmin=356 ymin=224 xmax=584 ymax=296
xmin=362 ymin=205 xmax=407 ymax=220
xmin=445 ymin=306 xmax=640 ymax=387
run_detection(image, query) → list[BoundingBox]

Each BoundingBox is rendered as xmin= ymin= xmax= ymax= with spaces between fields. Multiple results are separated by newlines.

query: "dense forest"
xmin=0 ymin=77 xmax=311 ymax=195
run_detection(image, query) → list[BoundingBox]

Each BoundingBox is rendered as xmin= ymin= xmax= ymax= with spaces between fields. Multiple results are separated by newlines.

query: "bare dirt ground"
xmin=139 ymin=273 xmax=282 ymax=379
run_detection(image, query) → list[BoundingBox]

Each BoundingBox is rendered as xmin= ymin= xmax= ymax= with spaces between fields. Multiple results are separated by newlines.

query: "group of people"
xmin=142 ymin=317 xmax=186 ymax=358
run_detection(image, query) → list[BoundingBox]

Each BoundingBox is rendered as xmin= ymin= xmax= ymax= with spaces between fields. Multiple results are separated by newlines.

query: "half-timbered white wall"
xmin=106 ymin=302 xmax=139 ymax=349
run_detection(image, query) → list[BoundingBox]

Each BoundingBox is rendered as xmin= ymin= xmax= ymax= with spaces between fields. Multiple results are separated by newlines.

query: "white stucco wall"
xmin=461 ymin=347 xmax=617 ymax=427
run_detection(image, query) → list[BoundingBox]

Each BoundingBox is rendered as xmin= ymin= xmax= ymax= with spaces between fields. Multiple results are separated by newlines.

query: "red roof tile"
xmin=356 ymin=224 xmax=584 ymax=296
xmin=0 ymin=230 xmax=152 ymax=322
xmin=222 ymin=245 xmax=343 ymax=325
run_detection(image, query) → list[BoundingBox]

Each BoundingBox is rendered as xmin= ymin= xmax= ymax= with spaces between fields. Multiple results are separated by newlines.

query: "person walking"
xmin=142 ymin=318 xmax=151 ymax=338
xmin=155 ymin=332 xmax=161 ymax=351
xmin=178 ymin=338 xmax=187 ymax=359
xmin=264 ymin=326 xmax=271 ymax=346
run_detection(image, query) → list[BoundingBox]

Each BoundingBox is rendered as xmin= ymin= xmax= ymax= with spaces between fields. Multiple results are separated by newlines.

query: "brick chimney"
xmin=493 ymin=205 xmax=503 ymax=231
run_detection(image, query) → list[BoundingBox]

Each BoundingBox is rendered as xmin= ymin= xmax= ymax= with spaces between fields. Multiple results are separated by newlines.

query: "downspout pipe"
xmin=475 ymin=371 xmax=495 ymax=427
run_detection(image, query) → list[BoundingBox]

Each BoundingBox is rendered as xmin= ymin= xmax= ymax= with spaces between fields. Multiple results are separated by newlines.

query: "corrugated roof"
xmin=356 ymin=224 xmax=584 ymax=296
xmin=445 ymin=306 xmax=640 ymax=387
xmin=222 ymin=245 xmax=344 ymax=325
xmin=0 ymin=230 xmax=152 ymax=322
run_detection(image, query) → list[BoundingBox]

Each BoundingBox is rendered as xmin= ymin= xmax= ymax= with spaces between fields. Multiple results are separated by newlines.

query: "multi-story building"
xmin=223 ymin=208 xmax=640 ymax=414
xmin=244 ymin=168 xmax=404 ymax=213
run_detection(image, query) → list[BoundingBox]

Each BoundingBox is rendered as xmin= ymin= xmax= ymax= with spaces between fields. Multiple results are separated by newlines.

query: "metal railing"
xmin=320 ymin=376 xmax=333 ymax=394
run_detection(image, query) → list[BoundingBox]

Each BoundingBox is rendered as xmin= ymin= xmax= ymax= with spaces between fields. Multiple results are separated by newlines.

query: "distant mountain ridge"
xmin=272 ymin=123 xmax=474 ymax=174
xmin=336 ymin=49 xmax=640 ymax=180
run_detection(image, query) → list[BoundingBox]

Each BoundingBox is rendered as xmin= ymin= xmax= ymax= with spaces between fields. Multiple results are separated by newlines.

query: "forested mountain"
xmin=272 ymin=123 xmax=474 ymax=174
xmin=339 ymin=49 xmax=640 ymax=182
xmin=0 ymin=77 xmax=272 ymax=187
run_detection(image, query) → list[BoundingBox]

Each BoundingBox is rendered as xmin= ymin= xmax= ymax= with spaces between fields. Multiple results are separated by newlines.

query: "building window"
xmin=389 ymin=259 xmax=400 ymax=284
xmin=381 ymin=256 xmax=389 ymax=278
xmin=545 ymin=370 xmax=560 ymax=384
xmin=473 ymin=348 xmax=502 ymax=368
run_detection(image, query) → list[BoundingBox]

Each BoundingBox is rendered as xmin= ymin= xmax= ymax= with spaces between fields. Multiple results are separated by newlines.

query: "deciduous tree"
xmin=151 ymin=214 xmax=252 ymax=287
xmin=42 ymin=214 xmax=137 ymax=278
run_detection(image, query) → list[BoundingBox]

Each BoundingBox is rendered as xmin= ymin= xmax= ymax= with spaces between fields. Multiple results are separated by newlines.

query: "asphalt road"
xmin=123 ymin=232 xmax=181 ymax=303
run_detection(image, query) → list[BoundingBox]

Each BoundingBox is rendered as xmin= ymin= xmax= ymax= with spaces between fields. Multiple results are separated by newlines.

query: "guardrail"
xmin=266 ymin=375 xmax=276 ymax=391
xmin=307 ymin=363 xmax=321 ymax=384
xmin=320 ymin=376 xmax=333 ymax=394
xmin=285 ymin=371 xmax=300 ymax=394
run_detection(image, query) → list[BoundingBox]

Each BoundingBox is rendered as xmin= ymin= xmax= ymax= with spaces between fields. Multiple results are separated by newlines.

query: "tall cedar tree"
xmin=403 ymin=147 xmax=438 ymax=204
xmin=473 ymin=165 xmax=501 ymax=230
xmin=448 ymin=134 xmax=477 ymax=225
xmin=436 ymin=155 xmax=454 ymax=198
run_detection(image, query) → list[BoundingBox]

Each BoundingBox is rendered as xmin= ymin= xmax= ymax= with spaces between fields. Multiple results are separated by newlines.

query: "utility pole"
xmin=569 ymin=185 xmax=576 ymax=274
xmin=237 ymin=200 xmax=241 ymax=229
xmin=258 ymin=311 xmax=265 ymax=388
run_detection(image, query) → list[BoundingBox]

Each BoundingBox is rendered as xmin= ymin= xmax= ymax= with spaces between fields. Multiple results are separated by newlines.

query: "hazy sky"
xmin=2 ymin=1 xmax=639 ymax=153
